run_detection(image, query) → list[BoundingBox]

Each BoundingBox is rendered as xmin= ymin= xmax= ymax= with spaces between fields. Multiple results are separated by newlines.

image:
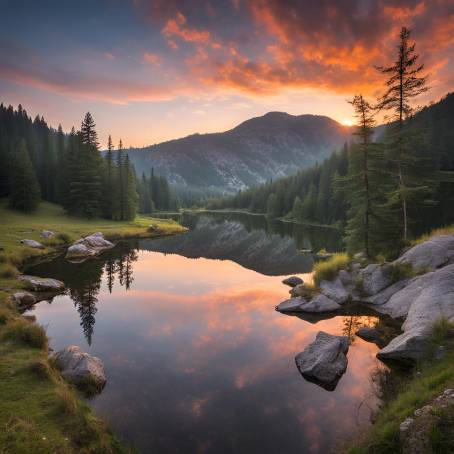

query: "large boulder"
xmin=300 ymin=294 xmax=341 ymax=313
xmin=295 ymin=331 xmax=349 ymax=391
xmin=18 ymin=275 xmax=65 ymax=292
xmin=53 ymin=345 xmax=106 ymax=393
xmin=319 ymin=277 xmax=350 ymax=304
xmin=362 ymin=278 xmax=410 ymax=306
xmin=20 ymin=239 xmax=45 ymax=249
xmin=395 ymin=234 xmax=454 ymax=271
xmin=66 ymin=232 xmax=114 ymax=261
xmin=359 ymin=264 xmax=393 ymax=296
xmin=377 ymin=264 xmax=454 ymax=364
xmin=282 ymin=276 xmax=304 ymax=287
xmin=356 ymin=327 xmax=383 ymax=344
xmin=276 ymin=297 xmax=307 ymax=313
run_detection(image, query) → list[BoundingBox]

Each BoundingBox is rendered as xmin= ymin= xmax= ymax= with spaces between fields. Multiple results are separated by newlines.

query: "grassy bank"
xmin=348 ymin=320 xmax=454 ymax=453
xmin=0 ymin=200 xmax=186 ymax=453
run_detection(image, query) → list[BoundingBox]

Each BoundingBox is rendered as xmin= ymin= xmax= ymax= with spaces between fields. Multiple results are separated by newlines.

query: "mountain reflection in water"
xmin=25 ymin=213 xmax=390 ymax=454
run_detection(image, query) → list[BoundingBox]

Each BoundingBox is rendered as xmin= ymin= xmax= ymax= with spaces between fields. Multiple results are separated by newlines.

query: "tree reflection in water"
xmin=25 ymin=240 xmax=139 ymax=345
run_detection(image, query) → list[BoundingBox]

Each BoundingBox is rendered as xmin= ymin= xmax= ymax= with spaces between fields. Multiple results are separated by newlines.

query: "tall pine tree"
xmin=9 ymin=139 xmax=41 ymax=212
xmin=376 ymin=26 xmax=430 ymax=241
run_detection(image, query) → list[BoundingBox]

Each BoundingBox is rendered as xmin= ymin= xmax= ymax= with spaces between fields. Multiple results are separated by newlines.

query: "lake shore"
xmin=0 ymin=200 xmax=186 ymax=453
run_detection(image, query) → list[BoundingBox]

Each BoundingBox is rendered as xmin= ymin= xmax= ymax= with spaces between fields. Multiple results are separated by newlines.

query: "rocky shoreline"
xmin=278 ymin=234 xmax=454 ymax=387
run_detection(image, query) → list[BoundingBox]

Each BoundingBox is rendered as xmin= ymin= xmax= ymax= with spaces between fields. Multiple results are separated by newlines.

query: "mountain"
xmin=125 ymin=112 xmax=352 ymax=194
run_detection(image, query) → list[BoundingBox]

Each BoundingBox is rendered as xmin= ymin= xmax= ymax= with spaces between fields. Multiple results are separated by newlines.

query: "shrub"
xmin=0 ymin=307 xmax=12 ymax=324
xmin=387 ymin=262 xmax=415 ymax=284
xmin=55 ymin=232 xmax=71 ymax=244
xmin=57 ymin=387 xmax=78 ymax=415
xmin=0 ymin=263 xmax=19 ymax=279
xmin=4 ymin=319 xmax=48 ymax=349
xmin=28 ymin=359 xmax=52 ymax=380
xmin=313 ymin=253 xmax=350 ymax=286
xmin=431 ymin=318 xmax=454 ymax=345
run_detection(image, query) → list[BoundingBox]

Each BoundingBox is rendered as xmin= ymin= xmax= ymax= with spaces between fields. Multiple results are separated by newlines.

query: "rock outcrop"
xmin=40 ymin=230 xmax=55 ymax=238
xmin=53 ymin=345 xmax=106 ymax=393
xmin=319 ymin=277 xmax=350 ymax=304
xmin=20 ymin=239 xmax=45 ymax=249
xmin=278 ymin=234 xmax=454 ymax=365
xmin=12 ymin=292 xmax=36 ymax=307
xmin=282 ymin=276 xmax=304 ymax=287
xmin=18 ymin=275 xmax=65 ymax=292
xmin=295 ymin=331 xmax=349 ymax=391
xmin=66 ymin=232 xmax=114 ymax=261
xmin=377 ymin=264 xmax=454 ymax=363
xmin=276 ymin=295 xmax=340 ymax=313
xmin=396 ymin=234 xmax=454 ymax=271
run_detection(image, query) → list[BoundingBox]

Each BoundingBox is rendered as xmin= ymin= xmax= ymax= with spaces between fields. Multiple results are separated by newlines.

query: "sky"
xmin=1 ymin=0 xmax=453 ymax=148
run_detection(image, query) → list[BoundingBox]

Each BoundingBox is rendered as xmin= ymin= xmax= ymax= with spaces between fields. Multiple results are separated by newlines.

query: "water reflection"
xmin=142 ymin=213 xmax=342 ymax=275
xmin=24 ymin=214 xmax=393 ymax=454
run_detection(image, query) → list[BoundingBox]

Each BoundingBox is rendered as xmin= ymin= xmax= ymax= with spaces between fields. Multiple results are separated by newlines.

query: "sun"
xmin=340 ymin=119 xmax=354 ymax=126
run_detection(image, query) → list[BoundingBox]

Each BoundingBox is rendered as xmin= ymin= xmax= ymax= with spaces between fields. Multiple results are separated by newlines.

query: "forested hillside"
xmin=0 ymin=104 xmax=173 ymax=217
xmin=125 ymin=112 xmax=352 ymax=194
xmin=208 ymin=92 xmax=454 ymax=247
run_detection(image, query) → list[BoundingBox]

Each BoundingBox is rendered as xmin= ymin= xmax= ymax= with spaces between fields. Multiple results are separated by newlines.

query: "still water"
xmin=26 ymin=214 xmax=388 ymax=453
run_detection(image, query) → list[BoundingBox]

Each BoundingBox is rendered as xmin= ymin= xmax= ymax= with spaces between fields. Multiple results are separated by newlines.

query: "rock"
xmin=400 ymin=417 xmax=414 ymax=435
xmin=66 ymin=243 xmax=96 ymax=259
xmin=53 ymin=345 xmax=106 ymax=393
xmin=66 ymin=232 xmax=114 ymax=260
xmin=338 ymin=269 xmax=354 ymax=289
xmin=319 ymin=278 xmax=349 ymax=304
xmin=359 ymin=263 xmax=394 ymax=296
xmin=20 ymin=239 xmax=45 ymax=249
xmin=276 ymin=297 xmax=307 ymax=313
xmin=396 ymin=234 xmax=454 ymax=271
xmin=356 ymin=327 xmax=382 ymax=343
xmin=282 ymin=276 xmax=304 ymax=287
xmin=300 ymin=294 xmax=341 ymax=313
xmin=18 ymin=275 xmax=65 ymax=292
xmin=12 ymin=292 xmax=36 ymax=306
xmin=289 ymin=283 xmax=305 ymax=297
xmin=40 ymin=230 xmax=54 ymax=238
xmin=377 ymin=264 xmax=454 ymax=364
xmin=362 ymin=278 xmax=410 ymax=305
xmin=354 ymin=252 xmax=367 ymax=261
xmin=295 ymin=331 xmax=349 ymax=391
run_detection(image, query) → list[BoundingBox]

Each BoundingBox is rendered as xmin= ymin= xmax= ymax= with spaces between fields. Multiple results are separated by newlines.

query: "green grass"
xmin=313 ymin=253 xmax=350 ymax=286
xmin=0 ymin=199 xmax=186 ymax=453
xmin=348 ymin=319 xmax=454 ymax=453
xmin=0 ymin=199 xmax=186 ymax=272
xmin=412 ymin=225 xmax=454 ymax=246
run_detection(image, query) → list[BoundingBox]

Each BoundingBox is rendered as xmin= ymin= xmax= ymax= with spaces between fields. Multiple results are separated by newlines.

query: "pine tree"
xmin=9 ymin=138 xmax=41 ymax=212
xmin=67 ymin=114 xmax=103 ymax=218
xmin=80 ymin=112 xmax=99 ymax=148
xmin=122 ymin=154 xmax=138 ymax=220
xmin=292 ymin=196 xmax=304 ymax=220
xmin=338 ymin=95 xmax=392 ymax=256
xmin=102 ymin=134 xmax=115 ymax=218
xmin=114 ymin=139 xmax=125 ymax=220
xmin=376 ymin=26 xmax=429 ymax=241
xmin=56 ymin=124 xmax=69 ymax=205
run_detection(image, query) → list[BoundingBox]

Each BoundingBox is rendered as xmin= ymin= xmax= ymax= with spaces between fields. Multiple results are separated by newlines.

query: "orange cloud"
xmin=143 ymin=52 xmax=160 ymax=65
xmin=163 ymin=11 xmax=211 ymax=45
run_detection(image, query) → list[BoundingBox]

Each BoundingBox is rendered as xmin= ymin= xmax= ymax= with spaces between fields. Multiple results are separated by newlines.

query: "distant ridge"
xmin=124 ymin=112 xmax=352 ymax=193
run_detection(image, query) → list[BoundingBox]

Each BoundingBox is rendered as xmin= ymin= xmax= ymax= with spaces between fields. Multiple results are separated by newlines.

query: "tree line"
xmin=0 ymin=107 xmax=174 ymax=218
xmin=209 ymin=28 xmax=454 ymax=258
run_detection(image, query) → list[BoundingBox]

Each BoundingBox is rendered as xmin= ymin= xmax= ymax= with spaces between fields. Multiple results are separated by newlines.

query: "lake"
xmin=25 ymin=213 xmax=391 ymax=453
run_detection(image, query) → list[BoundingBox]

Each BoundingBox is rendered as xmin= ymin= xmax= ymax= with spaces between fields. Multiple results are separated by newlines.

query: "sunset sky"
xmin=1 ymin=0 xmax=453 ymax=147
